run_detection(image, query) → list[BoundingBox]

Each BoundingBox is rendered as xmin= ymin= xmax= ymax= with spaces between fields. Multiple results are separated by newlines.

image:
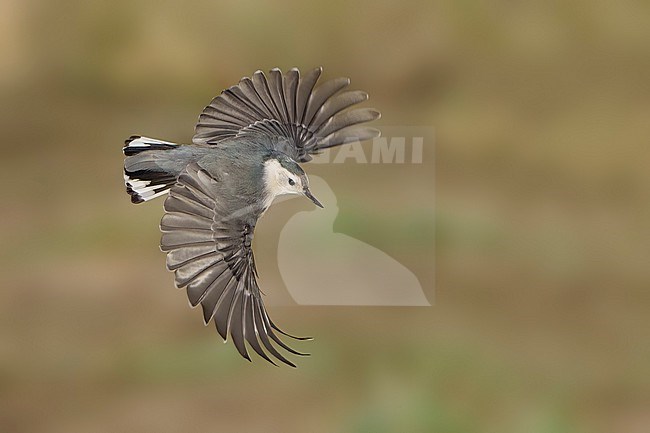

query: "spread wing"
xmin=160 ymin=163 xmax=309 ymax=367
xmin=192 ymin=67 xmax=381 ymax=162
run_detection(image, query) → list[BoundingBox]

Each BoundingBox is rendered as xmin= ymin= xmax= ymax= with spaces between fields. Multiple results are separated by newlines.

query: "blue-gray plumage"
xmin=122 ymin=67 xmax=380 ymax=367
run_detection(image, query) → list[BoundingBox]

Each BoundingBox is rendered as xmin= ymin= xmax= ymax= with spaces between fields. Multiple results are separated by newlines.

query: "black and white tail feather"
xmin=122 ymin=67 xmax=380 ymax=367
xmin=123 ymin=136 xmax=178 ymax=204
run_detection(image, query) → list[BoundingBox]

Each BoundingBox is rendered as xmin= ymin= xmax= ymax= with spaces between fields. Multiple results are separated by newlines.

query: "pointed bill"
xmin=304 ymin=187 xmax=323 ymax=208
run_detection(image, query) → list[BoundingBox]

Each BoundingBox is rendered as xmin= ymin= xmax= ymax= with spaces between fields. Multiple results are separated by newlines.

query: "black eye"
xmin=288 ymin=178 xmax=295 ymax=186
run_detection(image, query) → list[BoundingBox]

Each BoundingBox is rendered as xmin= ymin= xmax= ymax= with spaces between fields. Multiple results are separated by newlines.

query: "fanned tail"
xmin=123 ymin=136 xmax=178 ymax=204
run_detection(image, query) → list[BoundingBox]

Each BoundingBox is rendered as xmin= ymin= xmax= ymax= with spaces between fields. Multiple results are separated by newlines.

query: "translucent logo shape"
xmin=278 ymin=176 xmax=431 ymax=306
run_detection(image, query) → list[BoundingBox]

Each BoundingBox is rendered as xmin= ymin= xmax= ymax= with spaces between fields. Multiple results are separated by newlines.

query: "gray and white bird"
xmin=123 ymin=67 xmax=380 ymax=367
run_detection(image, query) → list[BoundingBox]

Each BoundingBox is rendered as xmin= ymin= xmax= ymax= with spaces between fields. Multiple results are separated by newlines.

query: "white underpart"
xmin=262 ymin=159 xmax=304 ymax=209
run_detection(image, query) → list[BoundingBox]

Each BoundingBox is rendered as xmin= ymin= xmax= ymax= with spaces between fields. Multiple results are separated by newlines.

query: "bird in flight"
xmin=123 ymin=67 xmax=380 ymax=366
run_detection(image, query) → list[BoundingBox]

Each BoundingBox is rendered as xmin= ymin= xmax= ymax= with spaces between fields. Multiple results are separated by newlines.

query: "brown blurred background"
xmin=1 ymin=1 xmax=649 ymax=432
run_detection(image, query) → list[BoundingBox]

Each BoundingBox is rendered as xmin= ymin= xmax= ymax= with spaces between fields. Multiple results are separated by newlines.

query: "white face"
xmin=263 ymin=159 xmax=305 ymax=199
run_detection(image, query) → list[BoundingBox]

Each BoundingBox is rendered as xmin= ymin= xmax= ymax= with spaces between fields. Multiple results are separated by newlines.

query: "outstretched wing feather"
xmin=310 ymin=90 xmax=368 ymax=128
xmin=295 ymin=67 xmax=322 ymax=126
xmin=314 ymin=108 xmax=381 ymax=139
xmin=282 ymin=68 xmax=300 ymax=127
xmin=302 ymin=77 xmax=350 ymax=129
xmin=192 ymin=67 xmax=380 ymax=162
xmin=243 ymin=292 xmax=276 ymax=365
xmin=160 ymin=163 xmax=307 ymax=366
xmin=317 ymin=126 xmax=382 ymax=150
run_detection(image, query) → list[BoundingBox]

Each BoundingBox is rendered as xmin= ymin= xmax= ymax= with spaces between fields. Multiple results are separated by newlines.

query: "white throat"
xmin=262 ymin=159 xmax=301 ymax=209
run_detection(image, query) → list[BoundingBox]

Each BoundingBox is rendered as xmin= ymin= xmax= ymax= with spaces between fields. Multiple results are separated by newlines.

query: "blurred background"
xmin=1 ymin=0 xmax=649 ymax=432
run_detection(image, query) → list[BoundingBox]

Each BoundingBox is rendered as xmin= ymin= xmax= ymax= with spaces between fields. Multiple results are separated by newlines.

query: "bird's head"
xmin=263 ymin=153 xmax=323 ymax=208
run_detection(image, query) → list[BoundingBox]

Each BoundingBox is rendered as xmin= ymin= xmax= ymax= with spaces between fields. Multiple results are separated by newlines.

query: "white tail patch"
xmin=123 ymin=135 xmax=178 ymax=204
xmin=123 ymin=136 xmax=177 ymax=156
xmin=124 ymin=172 xmax=174 ymax=203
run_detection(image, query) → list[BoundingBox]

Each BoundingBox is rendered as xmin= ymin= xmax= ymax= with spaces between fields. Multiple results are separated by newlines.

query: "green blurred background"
xmin=1 ymin=1 xmax=649 ymax=432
